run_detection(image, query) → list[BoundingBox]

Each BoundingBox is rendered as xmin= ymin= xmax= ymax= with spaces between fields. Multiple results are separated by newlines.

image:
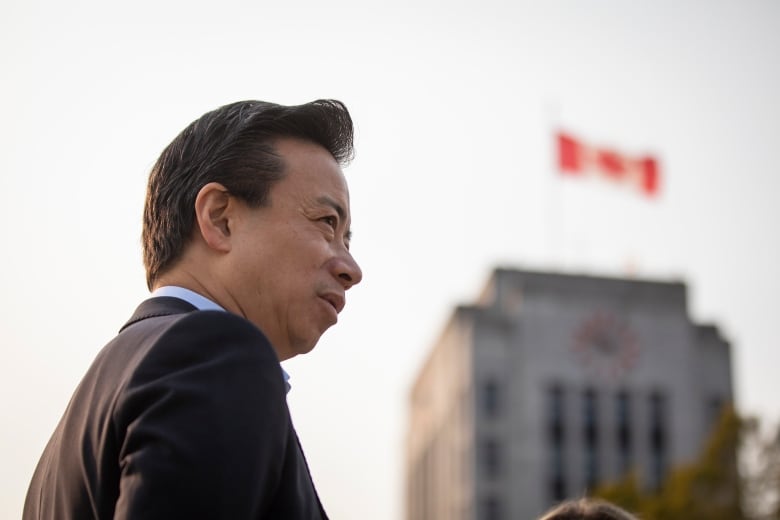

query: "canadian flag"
xmin=556 ymin=131 xmax=660 ymax=197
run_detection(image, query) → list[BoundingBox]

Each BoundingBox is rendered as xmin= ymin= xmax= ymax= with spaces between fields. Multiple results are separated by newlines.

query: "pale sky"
xmin=2 ymin=1 xmax=779 ymax=519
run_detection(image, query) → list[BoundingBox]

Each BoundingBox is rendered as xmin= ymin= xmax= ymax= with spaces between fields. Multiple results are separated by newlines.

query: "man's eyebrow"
xmin=317 ymin=196 xmax=352 ymax=241
xmin=317 ymin=196 xmax=346 ymax=221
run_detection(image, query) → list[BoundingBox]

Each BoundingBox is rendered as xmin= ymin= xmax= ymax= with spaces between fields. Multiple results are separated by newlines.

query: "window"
xmin=481 ymin=378 xmax=501 ymax=419
xmin=648 ymin=391 xmax=667 ymax=490
xmin=584 ymin=388 xmax=598 ymax=444
xmin=480 ymin=437 xmax=502 ymax=479
xmin=707 ymin=396 xmax=724 ymax=428
xmin=547 ymin=384 xmax=567 ymax=501
xmin=583 ymin=388 xmax=599 ymax=489
xmin=550 ymin=473 xmax=566 ymax=502
xmin=616 ymin=390 xmax=633 ymax=475
xmin=547 ymin=384 xmax=565 ymax=443
xmin=479 ymin=495 xmax=504 ymax=520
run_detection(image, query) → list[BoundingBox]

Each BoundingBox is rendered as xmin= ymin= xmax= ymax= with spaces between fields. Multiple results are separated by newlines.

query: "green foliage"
xmin=595 ymin=471 xmax=643 ymax=514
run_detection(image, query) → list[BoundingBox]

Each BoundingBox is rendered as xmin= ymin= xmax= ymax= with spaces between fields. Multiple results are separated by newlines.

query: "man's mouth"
xmin=320 ymin=293 xmax=345 ymax=314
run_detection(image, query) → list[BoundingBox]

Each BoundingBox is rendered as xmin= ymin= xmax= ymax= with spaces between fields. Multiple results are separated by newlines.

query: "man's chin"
xmin=287 ymin=334 xmax=324 ymax=359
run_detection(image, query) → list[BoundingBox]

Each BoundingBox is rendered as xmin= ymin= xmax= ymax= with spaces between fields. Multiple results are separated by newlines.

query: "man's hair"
xmin=142 ymin=99 xmax=354 ymax=289
xmin=539 ymin=498 xmax=639 ymax=520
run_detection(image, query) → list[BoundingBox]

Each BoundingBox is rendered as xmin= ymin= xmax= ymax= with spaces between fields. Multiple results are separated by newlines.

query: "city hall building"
xmin=405 ymin=268 xmax=733 ymax=520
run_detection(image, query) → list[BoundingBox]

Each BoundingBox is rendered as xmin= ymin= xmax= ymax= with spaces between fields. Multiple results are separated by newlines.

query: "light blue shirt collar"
xmin=150 ymin=285 xmax=291 ymax=393
xmin=150 ymin=286 xmax=226 ymax=312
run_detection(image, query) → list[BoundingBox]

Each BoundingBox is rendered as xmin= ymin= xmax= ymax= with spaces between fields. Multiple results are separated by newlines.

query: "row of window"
xmin=472 ymin=380 xmax=724 ymax=520
xmin=547 ymin=385 xmax=668 ymax=500
xmin=477 ymin=382 xmax=670 ymax=500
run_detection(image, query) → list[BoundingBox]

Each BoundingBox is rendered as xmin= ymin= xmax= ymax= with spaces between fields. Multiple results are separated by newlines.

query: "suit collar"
xmin=120 ymin=296 xmax=198 ymax=333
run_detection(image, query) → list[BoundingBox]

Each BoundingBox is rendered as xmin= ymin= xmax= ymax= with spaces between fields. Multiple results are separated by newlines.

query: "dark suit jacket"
xmin=23 ymin=297 xmax=328 ymax=519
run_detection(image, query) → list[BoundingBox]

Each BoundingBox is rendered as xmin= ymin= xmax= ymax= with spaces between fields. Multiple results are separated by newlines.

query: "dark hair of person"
xmin=141 ymin=99 xmax=354 ymax=289
xmin=539 ymin=498 xmax=638 ymax=520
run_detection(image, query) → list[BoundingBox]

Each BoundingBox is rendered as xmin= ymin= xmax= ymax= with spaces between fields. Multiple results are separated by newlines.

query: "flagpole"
xmin=545 ymin=98 xmax=563 ymax=272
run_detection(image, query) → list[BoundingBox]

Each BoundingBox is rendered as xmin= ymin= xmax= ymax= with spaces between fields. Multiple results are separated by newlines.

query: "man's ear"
xmin=194 ymin=182 xmax=234 ymax=253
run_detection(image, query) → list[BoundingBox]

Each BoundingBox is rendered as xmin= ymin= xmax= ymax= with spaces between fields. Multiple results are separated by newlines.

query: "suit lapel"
xmin=119 ymin=297 xmax=198 ymax=332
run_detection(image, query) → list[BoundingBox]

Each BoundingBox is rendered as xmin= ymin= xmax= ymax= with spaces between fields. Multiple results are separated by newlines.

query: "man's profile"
xmin=23 ymin=99 xmax=362 ymax=519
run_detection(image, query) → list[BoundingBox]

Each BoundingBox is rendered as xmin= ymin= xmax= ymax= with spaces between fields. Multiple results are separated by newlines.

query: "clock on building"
xmin=572 ymin=311 xmax=640 ymax=381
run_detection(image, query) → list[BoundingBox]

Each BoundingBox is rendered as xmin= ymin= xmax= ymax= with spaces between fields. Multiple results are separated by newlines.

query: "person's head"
xmin=538 ymin=498 xmax=638 ymax=520
xmin=142 ymin=99 xmax=362 ymax=360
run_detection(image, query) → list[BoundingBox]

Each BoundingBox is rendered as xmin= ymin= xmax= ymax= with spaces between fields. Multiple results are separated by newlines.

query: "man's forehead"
xmin=274 ymin=136 xmax=337 ymax=162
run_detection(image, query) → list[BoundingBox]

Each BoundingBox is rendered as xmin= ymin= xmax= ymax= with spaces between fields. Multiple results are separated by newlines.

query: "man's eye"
xmin=320 ymin=216 xmax=337 ymax=229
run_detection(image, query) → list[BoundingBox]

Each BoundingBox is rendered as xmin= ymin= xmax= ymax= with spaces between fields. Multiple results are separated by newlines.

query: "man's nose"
xmin=335 ymin=252 xmax=363 ymax=289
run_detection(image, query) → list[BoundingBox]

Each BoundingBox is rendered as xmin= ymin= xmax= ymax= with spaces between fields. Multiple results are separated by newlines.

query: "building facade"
xmin=406 ymin=268 xmax=733 ymax=520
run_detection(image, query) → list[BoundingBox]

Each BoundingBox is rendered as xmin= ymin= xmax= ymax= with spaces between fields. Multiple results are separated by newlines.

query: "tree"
xmin=742 ymin=417 xmax=780 ymax=520
xmin=594 ymin=405 xmax=747 ymax=519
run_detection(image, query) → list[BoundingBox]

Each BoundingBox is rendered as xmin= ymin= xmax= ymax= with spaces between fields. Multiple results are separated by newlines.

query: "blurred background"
xmin=1 ymin=1 xmax=778 ymax=518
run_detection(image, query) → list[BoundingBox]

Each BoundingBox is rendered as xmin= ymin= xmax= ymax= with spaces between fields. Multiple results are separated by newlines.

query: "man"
xmin=23 ymin=99 xmax=362 ymax=519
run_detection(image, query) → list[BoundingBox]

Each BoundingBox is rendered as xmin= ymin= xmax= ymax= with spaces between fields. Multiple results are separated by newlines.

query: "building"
xmin=405 ymin=268 xmax=733 ymax=520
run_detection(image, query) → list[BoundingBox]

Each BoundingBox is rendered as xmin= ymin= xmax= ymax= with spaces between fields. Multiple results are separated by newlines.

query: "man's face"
xmin=226 ymin=138 xmax=362 ymax=360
